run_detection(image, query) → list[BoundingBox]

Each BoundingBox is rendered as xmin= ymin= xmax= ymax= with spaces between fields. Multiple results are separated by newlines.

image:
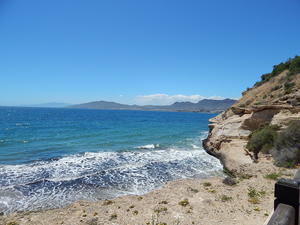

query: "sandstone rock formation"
xmin=203 ymin=68 xmax=300 ymax=176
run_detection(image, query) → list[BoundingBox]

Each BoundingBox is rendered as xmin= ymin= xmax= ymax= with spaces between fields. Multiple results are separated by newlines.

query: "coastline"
xmin=1 ymin=159 xmax=296 ymax=225
xmin=2 ymin=96 xmax=299 ymax=224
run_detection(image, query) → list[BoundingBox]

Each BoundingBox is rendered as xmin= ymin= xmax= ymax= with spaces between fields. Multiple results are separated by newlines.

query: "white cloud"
xmin=134 ymin=94 xmax=226 ymax=105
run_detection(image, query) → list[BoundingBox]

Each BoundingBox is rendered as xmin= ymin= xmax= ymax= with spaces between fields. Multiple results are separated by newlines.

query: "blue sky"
xmin=1 ymin=0 xmax=300 ymax=106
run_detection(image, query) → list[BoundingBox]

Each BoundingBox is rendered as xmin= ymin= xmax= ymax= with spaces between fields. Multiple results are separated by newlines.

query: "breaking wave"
xmin=0 ymin=108 xmax=221 ymax=214
xmin=0 ymin=143 xmax=222 ymax=213
xmin=136 ymin=144 xmax=160 ymax=149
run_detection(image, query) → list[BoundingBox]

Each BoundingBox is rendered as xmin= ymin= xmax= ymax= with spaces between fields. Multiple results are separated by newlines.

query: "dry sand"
xmin=0 ymin=160 xmax=296 ymax=225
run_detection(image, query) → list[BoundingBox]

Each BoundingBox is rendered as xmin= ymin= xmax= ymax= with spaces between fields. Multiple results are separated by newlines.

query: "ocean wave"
xmin=191 ymin=144 xmax=200 ymax=149
xmin=136 ymin=144 xmax=160 ymax=149
xmin=0 ymin=146 xmax=222 ymax=213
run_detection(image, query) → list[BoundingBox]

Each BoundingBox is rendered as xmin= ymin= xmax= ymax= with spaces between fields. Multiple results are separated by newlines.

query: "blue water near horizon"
xmin=0 ymin=107 xmax=222 ymax=213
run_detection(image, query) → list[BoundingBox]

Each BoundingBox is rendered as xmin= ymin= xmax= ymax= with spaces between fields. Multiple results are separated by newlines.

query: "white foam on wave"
xmin=200 ymin=131 xmax=209 ymax=139
xmin=15 ymin=123 xmax=30 ymax=126
xmin=0 ymin=147 xmax=221 ymax=186
xmin=136 ymin=144 xmax=160 ymax=149
xmin=191 ymin=144 xmax=200 ymax=149
xmin=0 ymin=133 xmax=223 ymax=213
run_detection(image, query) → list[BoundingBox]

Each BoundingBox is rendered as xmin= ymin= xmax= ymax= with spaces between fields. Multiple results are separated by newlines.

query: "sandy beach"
xmin=1 ymin=159 xmax=295 ymax=225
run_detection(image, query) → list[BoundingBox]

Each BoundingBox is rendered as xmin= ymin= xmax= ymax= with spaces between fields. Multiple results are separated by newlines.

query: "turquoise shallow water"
xmin=0 ymin=107 xmax=222 ymax=213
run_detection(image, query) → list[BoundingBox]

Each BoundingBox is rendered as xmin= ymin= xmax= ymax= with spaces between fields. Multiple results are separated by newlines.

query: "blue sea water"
xmin=0 ymin=107 xmax=222 ymax=213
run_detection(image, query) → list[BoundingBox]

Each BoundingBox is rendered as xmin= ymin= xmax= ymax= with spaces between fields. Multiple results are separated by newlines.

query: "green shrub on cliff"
xmin=284 ymin=81 xmax=295 ymax=94
xmin=255 ymin=56 xmax=300 ymax=87
xmin=288 ymin=56 xmax=300 ymax=77
xmin=271 ymin=121 xmax=300 ymax=167
xmin=247 ymin=121 xmax=300 ymax=167
xmin=246 ymin=125 xmax=279 ymax=159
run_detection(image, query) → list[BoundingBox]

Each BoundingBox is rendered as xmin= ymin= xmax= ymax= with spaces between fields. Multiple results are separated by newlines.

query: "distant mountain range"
xmin=69 ymin=99 xmax=236 ymax=113
xmin=21 ymin=102 xmax=70 ymax=108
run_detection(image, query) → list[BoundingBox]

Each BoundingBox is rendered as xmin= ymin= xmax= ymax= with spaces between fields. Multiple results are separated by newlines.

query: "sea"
xmin=0 ymin=107 xmax=222 ymax=213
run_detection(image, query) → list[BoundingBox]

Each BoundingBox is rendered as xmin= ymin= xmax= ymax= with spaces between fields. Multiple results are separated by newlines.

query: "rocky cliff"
xmin=203 ymin=56 xmax=300 ymax=176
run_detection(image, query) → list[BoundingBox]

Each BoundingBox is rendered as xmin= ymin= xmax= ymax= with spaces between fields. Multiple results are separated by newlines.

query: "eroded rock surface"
xmin=203 ymin=71 xmax=300 ymax=176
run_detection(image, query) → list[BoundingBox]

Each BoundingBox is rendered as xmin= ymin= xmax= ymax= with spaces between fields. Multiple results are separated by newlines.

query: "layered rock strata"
xmin=203 ymin=71 xmax=300 ymax=176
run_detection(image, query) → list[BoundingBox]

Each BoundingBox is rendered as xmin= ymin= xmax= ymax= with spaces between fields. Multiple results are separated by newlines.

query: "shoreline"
xmin=1 ymin=100 xmax=298 ymax=224
xmin=1 ymin=159 xmax=296 ymax=225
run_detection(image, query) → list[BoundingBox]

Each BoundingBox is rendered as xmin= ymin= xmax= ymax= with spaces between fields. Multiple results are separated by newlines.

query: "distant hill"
xmin=69 ymin=99 xmax=236 ymax=113
xmin=22 ymin=102 xmax=70 ymax=108
xmin=69 ymin=101 xmax=140 ymax=110
xmin=168 ymin=99 xmax=236 ymax=112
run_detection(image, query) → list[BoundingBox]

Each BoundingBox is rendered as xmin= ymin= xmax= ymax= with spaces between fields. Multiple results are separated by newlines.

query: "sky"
xmin=1 ymin=0 xmax=300 ymax=106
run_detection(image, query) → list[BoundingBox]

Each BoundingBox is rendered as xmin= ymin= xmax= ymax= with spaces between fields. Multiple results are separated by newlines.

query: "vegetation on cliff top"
xmin=254 ymin=55 xmax=300 ymax=87
xmin=238 ymin=55 xmax=300 ymax=108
